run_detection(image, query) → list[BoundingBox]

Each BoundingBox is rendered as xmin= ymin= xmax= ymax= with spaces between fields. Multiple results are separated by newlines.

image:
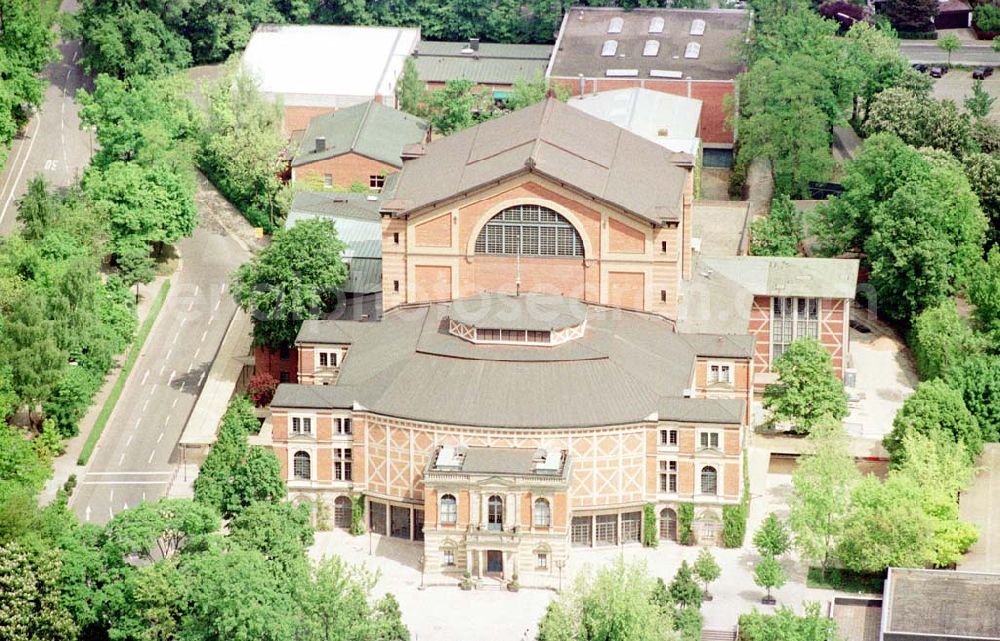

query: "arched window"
xmin=474 ymin=205 xmax=583 ymax=257
xmin=293 ymin=451 xmax=311 ymax=480
xmin=701 ymin=466 xmax=718 ymax=495
xmin=440 ymin=494 xmax=457 ymax=524
xmin=487 ymin=495 xmax=504 ymax=530
xmin=533 ymin=498 xmax=551 ymax=527
xmin=659 ymin=508 xmax=677 ymax=541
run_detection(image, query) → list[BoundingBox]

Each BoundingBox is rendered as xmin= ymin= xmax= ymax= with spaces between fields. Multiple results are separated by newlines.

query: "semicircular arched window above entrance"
xmin=473 ymin=204 xmax=584 ymax=257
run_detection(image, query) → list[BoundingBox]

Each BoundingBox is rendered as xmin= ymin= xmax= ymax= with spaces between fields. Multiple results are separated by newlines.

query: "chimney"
xmin=315 ymin=136 xmax=326 ymax=152
xmin=469 ymin=37 xmax=480 ymax=51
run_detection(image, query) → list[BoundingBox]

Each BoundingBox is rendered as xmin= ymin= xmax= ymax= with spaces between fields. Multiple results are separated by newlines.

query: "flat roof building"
xmin=413 ymin=39 xmax=553 ymax=91
xmin=881 ymin=568 xmax=1000 ymax=641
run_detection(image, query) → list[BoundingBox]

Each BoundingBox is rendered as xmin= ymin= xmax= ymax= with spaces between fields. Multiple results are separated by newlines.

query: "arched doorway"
xmin=659 ymin=508 xmax=677 ymax=541
xmin=333 ymin=496 xmax=352 ymax=529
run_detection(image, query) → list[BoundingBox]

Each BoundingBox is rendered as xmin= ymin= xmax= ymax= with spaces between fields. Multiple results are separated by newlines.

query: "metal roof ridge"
xmin=350 ymin=100 xmax=377 ymax=154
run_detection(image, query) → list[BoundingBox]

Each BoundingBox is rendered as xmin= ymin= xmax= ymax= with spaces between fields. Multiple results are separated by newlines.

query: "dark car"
xmin=973 ymin=66 xmax=994 ymax=80
xmin=929 ymin=66 xmax=946 ymax=78
xmin=912 ymin=63 xmax=928 ymax=73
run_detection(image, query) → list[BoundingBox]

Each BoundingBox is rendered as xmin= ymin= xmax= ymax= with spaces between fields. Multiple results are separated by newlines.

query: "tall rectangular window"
xmin=659 ymin=429 xmax=678 ymax=446
xmin=335 ymin=417 xmax=352 ymax=435
xmin=772 ymin=297 xmax=820 ymax=361
xmin=708 ymin=363 xmax=732 ymax=384
xmin=659 ymin=460 xmax=677 ymax=492
xmin=291 ymin=416 xmax=312 ymax=436
xmin=699 ymin=432 xmax=720 ymax=450
xmin=334 ymin=448 xmax=352 ymax=481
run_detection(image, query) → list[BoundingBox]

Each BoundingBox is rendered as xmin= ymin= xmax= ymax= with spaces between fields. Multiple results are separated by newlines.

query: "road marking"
xmin=123 ymin=502 xmax=129 ymax=511
xmin=125 ymin=434 xmax=133 ymax=447
xmin=187 ymin=301 xmax=193 ymax=311
xmin=187 ymin=363 xmax=193 ymax=373
xmin=180 ymin=317 xmax=186 ymax=327
xmin=172 ymin=398 xmax=178 ymax=408
xmin=84 ymin=472 xmax=173 ymax=476
xmin=135 ymin=417 xmax=142 ymax=429
xmin=147 ymin=450 xmax=155 ymax=464
xmin=179 ymin=381 xmax=186 ymax=392
xmin=73 ymin=50 xmax=78 ymax=62
xmin=0 ymin=110 xmax=42 ymax=225
xmin=110 ymin=489 xmax=114 ymax=502
xmin=163 ymin=415 xmax=170 ymax=426
xmin=198 ymin=371 xmax=206 ymax=387
xmin=141 ymin=369 xmax=149 ymax=385
xmin=194 ymin=285 xmax=199 ymax=296
xmin=142 ymin=492 xmax=146 ymax=502
xmin=80 ymin=480 xmax=170 ymax=485
xmin=118 ymin=453 xmax=125 ymax=466
xmin=85 ymin=505 xmax=91 ymax=521
xmin=214 ymin=299 xmax=221 ymax=311
xmin=159 ymin=364 xmax=166 ymax=376
xmin=208 ymin=314 xmax=214 ymax=324
xmin=220 ymin=282 xmax=226 ymax=295
xmin=108 ymin=506 xmax=113 ymax=519
xmin=142 ymin=399 xmax=149 ymax=412
xmin=168 ymin=369 xmax=175 ymax=384
xmin=172 ymin=332 xmax=179 ymax=345
xmin=157 ymin=432 xmax=164 ymax=443
xmin=193 ymin=347 xmax=200 ymax=360
xmin=200 ymin=330 xmax=207 ymax=343
xmin=165 ymin=348 xmax=172 ymax=361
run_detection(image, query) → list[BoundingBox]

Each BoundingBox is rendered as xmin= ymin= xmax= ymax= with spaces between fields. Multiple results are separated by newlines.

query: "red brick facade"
xmin=291 ymin=152 xmax=396 ymax=191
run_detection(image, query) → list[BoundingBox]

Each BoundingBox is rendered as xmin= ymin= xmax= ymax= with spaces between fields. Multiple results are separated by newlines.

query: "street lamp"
xmin=419 ymin=555 xmax=426 ymax=590
xmin=556 ymin=558 xmax=566 ymax=592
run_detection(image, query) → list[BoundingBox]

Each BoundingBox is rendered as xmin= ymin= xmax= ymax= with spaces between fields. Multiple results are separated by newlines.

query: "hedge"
xmin=643 ymin=503 xmax=658 ymax=548
xmin=678 ymin=503 xmax=695 ymax=545
xmin=350 ymin=493 xmax=366 ymax=535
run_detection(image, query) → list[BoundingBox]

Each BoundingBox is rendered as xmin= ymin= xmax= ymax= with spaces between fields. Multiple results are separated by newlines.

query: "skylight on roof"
xmin=684 ymin=42 xmax=701 ymax=59
xmin=650 ymin=69 xmax=683 ymax=78
xmin=649 ymin=16 xmax=665 ymax=33
xmin=608 ymin=16 xmax=624 ymax=33
xmin=690 ymin=19 xmax=706 ymax=36
xmin=643 ymin=40 xmax=660 ymax=57
xmin=605 ymin=69 xmax=639 ymax=77
xmin=601 ymin=39 xmax=618 ymax=57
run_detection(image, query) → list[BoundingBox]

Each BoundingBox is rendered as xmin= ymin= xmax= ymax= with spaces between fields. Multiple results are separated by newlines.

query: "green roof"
xmin=412 ymin=41 xmax=553 ymax=86
xmin=291 ymin=101 xmax=428 ymax=168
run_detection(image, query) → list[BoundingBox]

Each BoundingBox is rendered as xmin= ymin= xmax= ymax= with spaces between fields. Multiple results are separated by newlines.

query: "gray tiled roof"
xmin=292 ymin=100 xmax=428 ymax=168
xmin=548 ymin=7 xmax=749 ymax=82
xmin=413 ymin=41 xmax=553 ymax=86
xmin=382 ymin=99 xmax=688 ymax=224
xmin=450 ymin=293 xmax=587 ymax=331
xmin=658 ymin=398 xmax=744 ymax=424
xmin=275 ymin=296 xmax=754 ymax=428
xmin=883 ymin=568 xmax=1000 ymax=640
xmin=271 ymin=384 xmax=359 ymax=409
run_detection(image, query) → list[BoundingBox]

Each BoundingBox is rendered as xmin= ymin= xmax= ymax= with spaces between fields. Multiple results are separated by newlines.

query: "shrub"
xmin=910 ymin=300 xmax=986 ymax=380
xmin=722 ymin=503 xmax=747 ymax=548
xmin=643 ymin=503 xmax=658 ymax=548
xmin=678 ymin=503 xmax=695 ymax=545
xmin=974 ymin=3 xmax=1000 ymax=33
xmin=350 ymin=494 xmax=366 ymax=536
xmin=247 ymin=372 xmax=279 ymax=407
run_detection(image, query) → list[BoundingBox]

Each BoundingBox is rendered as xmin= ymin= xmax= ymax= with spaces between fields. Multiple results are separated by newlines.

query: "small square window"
xmin=708 ymin=363 xmax=732 ymax=384
xmin=323 ymin=174 xmax=333 ymax=188
xmin=279 ymin=371 xmax=290 ymax=383
xmin=699 ymin=432 xmax=720 ymax=450
xmin=537 ymin=553 xmax=549 ymax=569
xmin=443 ymin=549 xmax=455 ymax=566
xmin=393 ymin=280 xmax=400 ymax=292
xmin=370 ymin=174 xmax=385 ymax=190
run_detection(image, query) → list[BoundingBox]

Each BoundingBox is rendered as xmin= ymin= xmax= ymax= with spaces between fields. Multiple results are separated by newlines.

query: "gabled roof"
xmin=291 ymin=101 xmax=429 ymax=168
xmin=413 ymin=41 xmax=553 ymax=86
xmin=382 ymin=99 xmax=689 ymax=224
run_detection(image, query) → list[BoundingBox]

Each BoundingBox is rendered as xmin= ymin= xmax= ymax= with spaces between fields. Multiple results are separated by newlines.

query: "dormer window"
xmin=690 ymin=19 xmax=706 ymax=36
xmin=684 ymin=42 xmax=701 ymax=59
xmin=643 ymin=40 xmax=660 ymax=57
xmin=447 ymin=294 xmax=588 ymax=347
xmin=608 ymin=16 xmax=624 ymax=33
xmin=649 ymin=16 xmax=665 ymax=33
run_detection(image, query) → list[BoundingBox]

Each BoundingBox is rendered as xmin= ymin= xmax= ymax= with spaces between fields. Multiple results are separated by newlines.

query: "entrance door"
xmin=486 ymin=550 xmax=503 ymax=574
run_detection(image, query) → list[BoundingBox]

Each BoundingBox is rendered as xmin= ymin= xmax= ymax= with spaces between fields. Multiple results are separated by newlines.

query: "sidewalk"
xmin=40 ymin=275 xmax=173 ymax=505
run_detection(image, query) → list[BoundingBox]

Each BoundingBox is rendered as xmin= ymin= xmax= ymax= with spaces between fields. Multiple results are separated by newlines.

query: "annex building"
xmin=256 ymin=98 xmax=859 ymax=587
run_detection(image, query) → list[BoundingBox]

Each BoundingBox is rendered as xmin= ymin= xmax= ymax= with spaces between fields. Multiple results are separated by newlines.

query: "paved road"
xmin=0 ymin=0 xmax=91 ymax=236
xmin=901 ymin=42 xmax=1000 ymax=66
xmin=71 ymin=196 xmax=252 ymax=523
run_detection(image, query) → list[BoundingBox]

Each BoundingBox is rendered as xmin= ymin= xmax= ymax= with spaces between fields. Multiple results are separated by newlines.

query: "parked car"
xmin=912 ymin=63 xmax=928 ymax=73
xmin=929 ymin=66 xmax=947 ymax=78
xmin=973 ymin=66 xmax=994 ymax=80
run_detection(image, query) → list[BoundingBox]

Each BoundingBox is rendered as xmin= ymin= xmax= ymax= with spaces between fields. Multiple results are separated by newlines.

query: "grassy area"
xmin=78 ymin=280 xmax=171 ymax=465
xmin=806 ymin=567 xmax=884 ymax=594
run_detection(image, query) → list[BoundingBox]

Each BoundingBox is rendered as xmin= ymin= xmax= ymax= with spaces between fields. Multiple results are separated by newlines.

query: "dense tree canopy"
xmin=910 ymin=300 xmax=987 ymax=380
xmin=884 ymin=379 xmax=982 ymax=461
xmin=750 ymin=195 xmax=803 ymax=257
xmin=763 ymin=339 xmax=848 ymax=432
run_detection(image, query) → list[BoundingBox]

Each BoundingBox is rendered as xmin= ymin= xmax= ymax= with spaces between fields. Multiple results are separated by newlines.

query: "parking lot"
xmin=931 ymin=69 xmax=1000 ymax=121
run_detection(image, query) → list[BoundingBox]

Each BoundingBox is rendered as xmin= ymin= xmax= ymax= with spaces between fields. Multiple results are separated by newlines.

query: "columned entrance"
xmin=486 ymin=550 xmax=503 ymax=574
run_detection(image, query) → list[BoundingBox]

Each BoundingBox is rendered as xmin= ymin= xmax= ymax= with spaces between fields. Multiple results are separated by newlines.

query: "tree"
xmin=738 ymin=603 xmax=840 ymax=641
xmin=845 ymin=22 xmax=929 ymax=126
xmin=865 ymin=89 xmax=972 ymax=159
xmin=537 ymin=560 xmax=678 ymax=641
xmin=396 ymin=57 xmax=426 ymax=116
xmin=0 ymin=424 xmax=52 ymax=502
xmin=962 ymin=153 xmax=1000 ymax=246
xmin=884 ymin=0 xmax=939 ymax=31
xmin=0 ymin=0 xmax=57 ymax=156
xmin=763 ymin=339 xmax=847 ymax=432
xmin=301 ymin=556 xmax=409 ymax=641
xmin=228 ymin=501 xmax=313 ymax=577
xmin=0 ymin=294 xmax=66 ymax=424
xmin=226 ymin=447 xmax=286 ymax=515
xmin=77 ymin=3 xmax=192 ymax=79
xmin=838 ymin=474 xmax=935 ymax=573
xmin=103 ymin=498 xmax=220 ymax=562
xmin=116 ymin=239 xmax=157 ymax=296
xmin=947 ymin=354 xmax=1000 ymax=443
xmin=247 ymin=372 xmax=279 ymax=407
xmin=422 ymin=79 xmax=498 ymax=135
xmin=968 ymin=247 xmax=1000 ymax=338
xmin=692 ymin=548 xmax=721 ymax=599
xmin=750 ymin=195 xmax=803 ymax=257
xmin=909 ymin=300 xmax=986 ymax=380
xmin=753 ymin=557 xmax=785 ymax=603
xmin=231 ymin=218 xmax=348 ymax=348
xmin=789 ymin=420 xmax=860 ymax=575
xmin=0 ymin=542 xmax=77 ymax=641
xmin=669 ymin=560 xmax=703 ymax=609
xmin=994 ymin=36 xmax=1000 ymax=53
xmin=753 ymin=513 xmax=791 ymax=559
xmin=16 ymin=177 xmax=60 ymax=241
xmin=937 ymin=33 xmax=961 ymax=66
xmin=965 ymin=80 xmax=996 ymax=119
xmin=504 ymin=73 xmax=570 ymax=111
xmin=884 ymin=379 xmax=982 ymax=462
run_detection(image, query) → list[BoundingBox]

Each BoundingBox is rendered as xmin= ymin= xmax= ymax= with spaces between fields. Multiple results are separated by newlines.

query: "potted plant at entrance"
xmin=460 ymin=570 xmax=474 ymax=591
xmin=507 ymin=573 xmax=520 ymax=592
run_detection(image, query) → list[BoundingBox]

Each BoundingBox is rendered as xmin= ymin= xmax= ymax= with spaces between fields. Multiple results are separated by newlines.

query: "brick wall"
xmin=292 ymin=152 xmax=397 ymax=191
xmin=254 ymin=345 xmax=298 ymax=385
xmin=284 ymin=106 xmax=337 ymax=136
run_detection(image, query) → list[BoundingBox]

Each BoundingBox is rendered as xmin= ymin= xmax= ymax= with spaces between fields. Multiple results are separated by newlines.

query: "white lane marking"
xmin=73 ymin=50 xmax=78 ymax=62
xmin=163 ymin=415 xmax=170 ymax=426
xmin=0 ymin=114 xmax=40 ymax=224
xmin=198 ymin=371 xmax=206 ymax=387
xmin=193 ymin=347 xmax=200 ymax=360
xmin=172 ymin=332 xmax=179 ymax=345
xmin=214 ymin=299 xmax=221 ymax=311
xmin=110 ymin=489 xmax=115 ymax=502
xmin=157 ymin=432 xmax=164 ymax=443
xmin=180 ymin=317 xmax=186 ymax=327
xmin=123 ymin=502 xmax=129 ymax=511
xmin=159 ymin=364 xmax=166 ymax=376
xmin=85 ymin=505 xmax=91 ymax=521
xmin=141 ymin=369 xmax=150 ymax=385
xmin=108 ymin=506 xmax=113 ymax=519
xmin=168 ymin=369 xmax=176 ymax=384
xmin=165 ymin=348 xmax=172 ymax=361
xmin=84 ymin=472 xmax=173 ymax=476
xmin=194 ymin=285 xmax=199 ymax=297
xmin=172 ymin=398 xmax=178 ymax=408
xmin=117 ymin=453 xmax=125 ymax=466
xmin=142 ymin=399 xmax=150 ymax=412
xmin=135 ymin=417 xmax=142 ymax=430
xmin=187 ymin=301 xmax=193 ymax=311
xmin=147 ymin=450 xmax=155 ymax=464
xmin=125 ymin=434 xmax=133 ymax=447
xmin=220 ymin=282 xmax=226 ymax=295
xmin=142 ymin=492 xmax=146 ymax=502
xmin=200 ymin=330 xmax=207 ymax=343
xmin=208 ymin=315 xmax=214 ymax=324
xmin=179 ymin=381 xmax=186 ymax=392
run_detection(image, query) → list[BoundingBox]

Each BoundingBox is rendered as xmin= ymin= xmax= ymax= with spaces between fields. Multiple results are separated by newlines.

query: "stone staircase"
xmin=702 ymin=629 xmax=737 ymax=641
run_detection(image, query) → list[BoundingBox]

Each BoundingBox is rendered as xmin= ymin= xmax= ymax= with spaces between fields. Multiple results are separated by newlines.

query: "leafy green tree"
xmin=968 ymin=247 xmax=1000 ymax=337
xmin=884 ymin=379 xmax=982 ymax=462
xmin=845 ymin=22 xmax=930 ymax=126
xmin=193 ymin=398 xmax=254 ymax=514
xmin=43 ymin=367 xmax=98 ymax=437
xmin=0 ymin=294 xmax=66 ymax=424
xmin=231 ymin=218 xmax=348 ymax=348
xmin=504 ymin=73 xmax=570 ymax=111
xmin=77 ymin=2 xmax=192 ymax=79
xmin=673 ymin=608 xmax=703 ymax=641
xmin=865 ymin=89 xmax=972 ymax=159
xmin=370 ymin=593 xmax=410 ymax=641
xmin=397 ymin=57 xmax=426 ymax=117
xmin=962 ymin=153 xmax=1000 ymax=245
xmin=116 ymin=239 xmax=157 ymax=293
xmin=739 ymin=603 xmax=840 ymax=641
xmin=753 ymin=513 xmax=791 ymax=559
xmin=0 ymin=367 xmax=16 ymax=423
xmin=838 ymin=474 xmax=935 ymax=573
xmin=909 ymin=300 xmax=986 ymax=380
xmin=229 ymin=501 xmax=313 ymax=577
xmin=16 ymin=177 xmax=60 ymax=241
xmin=199 ymin=66 xmax=289 ymax=230
xmin=0 ymin=542 xmax=77 ymax=641
xmin=937 ymin=33 xmax=961 ymax=66
xmin=0 ymin=0 xmax=57 ymax=157
xmin=947 ymin=354 xmax=1000 ymax=442
xmin=668 ymin=560 xmax=702 ymax=609
xmin=789 ymin=420 xmax=860 ymax=575
xmin=692 ymin=548 xmax=721 ymax=599
xmin=994 ymin=36 xmax=1000 ymax=53
xmin=884 ymin=0 xmax=939 ymax=31
xmin=423 ymin=79 xmax=498 ymax=135
xmin=0 ymin=424 xmax=52 ymax=502
xmin=226 ymin=447 xmax=286 ymax=515
xmin=763 ymin=339 xmax=847 ymax=432
xmin=103 ymin=498 xmax=220 ymax=562
xmin=965 ymin=80 xmax=997 ymax=119
xmin=750 ymin=195 xmax=802 ymax=257
xmin=753 ymin=557 xmax=785 ymax=603
xmin=537 ymin=559 xmax=678 ymax=641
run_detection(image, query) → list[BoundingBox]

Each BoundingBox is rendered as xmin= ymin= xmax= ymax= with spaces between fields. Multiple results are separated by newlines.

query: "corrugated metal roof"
xmin=291 ymin=100 xmax=428 ymax=167
xmin=383 ymin=99 xmax=688 ymax=224
xmin=274 ymin=297 xmax=754 ymax=428
xmin=346 ymin=257 xmax=381 ymax=294
xmin=412 ymin=41 xmax=552 ymax=85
